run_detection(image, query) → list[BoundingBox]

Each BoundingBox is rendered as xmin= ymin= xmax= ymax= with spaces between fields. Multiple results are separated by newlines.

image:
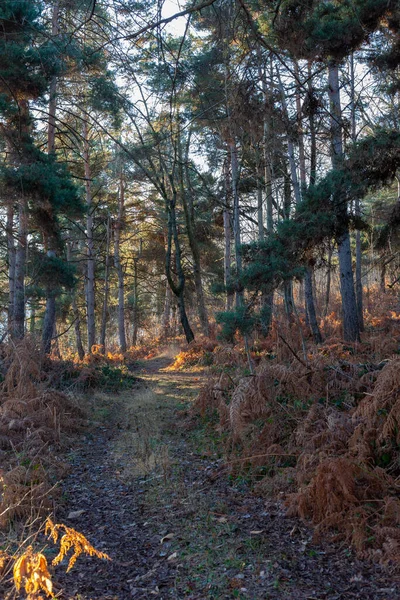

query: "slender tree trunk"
xmin=67 ymin=243 xmax=85 ymax=360
xmin=223 ymin=159 xmax=234 ymax=311
xmin=380 ymin=260 xmax=386 ymax=293
xmin=305 ymin=268 xmax=322 ymax=343
xmin=165 ymin=189 xmax=194 ymax=344
xmin=161 ymin=280 xmax=172 ymax=338
xmin=100 ymin=214 xmax=111 ymax=351
xmin=83 ymin=119 xmax=96 ymax=352
xmin=180 ymin=129 xmax=209 ymax=336
xmin=132 ymin=258 xmax=139 ymax=346
xmin=42 ymin=1 xmax=60 ymax=354
xmin=230 ymin=141 xmax=243 ymax=308
xmin=42 ymin=251 xmax=57 ymax=353
xmin=6 ymin=202 xmax=16 ymax=335
xmin=295 ymin=61 xmax=322 ymax=343
xmin=350 ymin=53 xmax=364 ymax=332
xmin=324 ymin=242 xmax=333 ymax=316
xmin=328 ymin=62 xmax=360 ymax=342
xmin=257 ymin=165 xmax=264 ymax=241
xmin=14 ymin=196 xmax=28 ymax=339
xmin=114 ymin=171 xmax=127 ymax=352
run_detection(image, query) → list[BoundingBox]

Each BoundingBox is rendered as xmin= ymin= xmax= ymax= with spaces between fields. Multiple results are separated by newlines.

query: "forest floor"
xmin=55 ymin=354 xmax=400 ymax=600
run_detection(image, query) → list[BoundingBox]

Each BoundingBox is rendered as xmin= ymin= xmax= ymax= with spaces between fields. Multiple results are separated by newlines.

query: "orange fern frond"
xmin=45 ymin=518 xmax=111 ymax=572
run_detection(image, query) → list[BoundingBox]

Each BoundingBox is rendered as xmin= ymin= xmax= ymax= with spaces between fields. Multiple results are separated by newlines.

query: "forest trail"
xmin=57 ymin=355 xmax=400 ymax=600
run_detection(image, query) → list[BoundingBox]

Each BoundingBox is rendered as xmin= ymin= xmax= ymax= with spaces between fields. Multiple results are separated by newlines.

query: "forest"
xmin=0 ymin=0 xmax=400 ymax=598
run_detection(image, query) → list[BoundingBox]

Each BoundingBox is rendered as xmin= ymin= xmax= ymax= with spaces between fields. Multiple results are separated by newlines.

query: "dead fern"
xmin=45 ymin=517 xmax=111 ymax=572
xmin=13 ymin=546 xmax=53 ymax=599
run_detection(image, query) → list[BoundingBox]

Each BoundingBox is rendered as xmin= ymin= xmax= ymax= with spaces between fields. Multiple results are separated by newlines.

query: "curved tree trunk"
xmin=165 ymin=189 xmax=194 ymax=344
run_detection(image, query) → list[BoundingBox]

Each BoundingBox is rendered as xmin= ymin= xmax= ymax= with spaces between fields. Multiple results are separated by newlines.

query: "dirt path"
xmin=56 ymin=357 xmax=400 ymax=600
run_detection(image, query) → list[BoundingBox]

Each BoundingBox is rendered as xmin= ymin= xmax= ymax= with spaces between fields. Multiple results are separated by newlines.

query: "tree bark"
xmin=6 ymin=202 xmax=16 ymax=335
xmin=305 ymin=268 xmax=322 ymax=343
xmin=132 ymin=258 xmax=139 ymax=346
xmin=180 ymin=130 xmax=209 ymax=336
xmin=100 ymin=214 xmax=111 ymax=351
xmin=83 ymin=119 xmax=96 ymax=352
xmin=67 ymin=242 xmax=85 ymax=360
xmin=230 ymin=141 xmax=243 ymax=308
xmin=223 ymin=158 xmax=234 ymax=311
xmin=295 ymin=61 xmax=322 ymax=344
xmin=14 ymin=196 xmax=28 ymax=340
xmin=328 ymin=62 xmax=360 ymax=342
xmin=161 ymin=278 xmax=172 ymax=338
xmin=42 ymin=1 xmax=60 ymax=354
xmin=114 ymin=171 xmax=127 ymax=352
xmin=350 ymin=53 xmax=364 ymax=332
xmin=165 ymin=188 xmax=194 ymax=344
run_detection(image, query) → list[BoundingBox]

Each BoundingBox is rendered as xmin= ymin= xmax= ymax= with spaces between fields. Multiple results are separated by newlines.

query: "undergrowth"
xmin=190 ymin=289 xmax=400 ymax=567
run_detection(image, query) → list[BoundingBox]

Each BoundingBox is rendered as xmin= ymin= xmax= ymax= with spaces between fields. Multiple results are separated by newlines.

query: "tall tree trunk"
xmin=132 ymin=258 xmax=139 ymax=346
xmin=100 ymin=214 xmax=111 ymax=351
xmin=42 ymin=251 xmax=56 ymax=353
xmin=67 ymin=243 xmax=85 ymax=360
xmin=6 ymin=202 xmax=16 ymax=335
xmin=165 ymin=189 xmax=194 ymax=344
xmin=14 ymin=196 xmax=28 ymax=340
xmin=114 ymin=171 xmax=127 ymax=352
xmin=83 ymin=119 xmax=96 ymax=352
xmin=324 ymin=241 xmax=333 ymax=316
xmin=328 ymin=62 xmax=360 ymax=342
xmin=350 ymin=53 xmax=364 ymax=332
xmin=295 ymin=61 xmax=322 ymax=343
xmin=180 ymin=129 xmax=209 ymax=336
xmin=42 ymin=1 xmax=60 ymax=354
xmin=230 ymin=141 xmax=243 ymax=308
xmin=161 ymin=280 xmax=172 ymax=338
xmin=305 ymin=268 xmax=322 ymax=343
xmin=223 ymin=159 xmax=234 ymax=311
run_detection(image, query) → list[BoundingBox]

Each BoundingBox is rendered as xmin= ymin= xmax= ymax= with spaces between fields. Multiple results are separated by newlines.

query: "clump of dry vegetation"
xmin=0 ymin=338 xmax=85 ymax=528
xmin=191 ymin=294 xmax=400 ymax=566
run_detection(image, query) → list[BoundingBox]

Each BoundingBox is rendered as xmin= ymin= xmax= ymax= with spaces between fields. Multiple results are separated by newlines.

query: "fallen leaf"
xmin=67 ymin=510 xmax=85 ymax=519
xmin=167 ymin=552 xmax=177 ymax=561
xmin=160 ymin=533 xmax=175 ymax=543
xmin=217 ymin=517 xmax=228 ymax=523
xmin=250 ymin=530 xmax=264 ymax=535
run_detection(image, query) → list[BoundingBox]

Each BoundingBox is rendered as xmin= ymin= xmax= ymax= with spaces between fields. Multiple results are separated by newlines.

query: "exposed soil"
xmin=55 ymin=356 xmax=400 ymax=599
